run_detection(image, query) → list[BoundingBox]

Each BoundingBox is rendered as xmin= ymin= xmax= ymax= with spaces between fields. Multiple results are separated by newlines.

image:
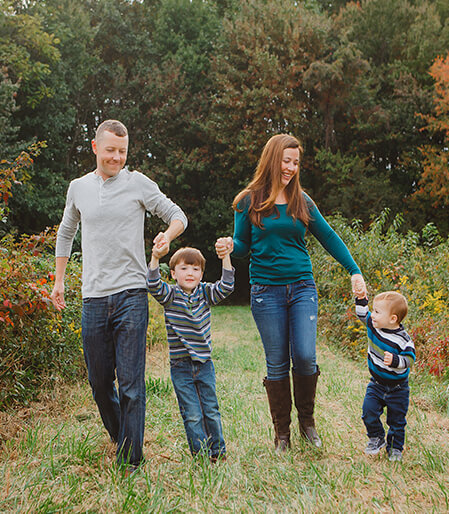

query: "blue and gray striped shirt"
xmin=355 ymin=298 xmax=415 ymax=385
xmin=147 ymin=267 xmax=234 ymax=362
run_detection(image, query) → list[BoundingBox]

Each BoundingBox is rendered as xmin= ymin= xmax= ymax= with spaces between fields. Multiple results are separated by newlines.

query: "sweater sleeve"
xmin=146 ymin=266 xmax=174 ymax=306
xmin=55 ymin=182 xmax=80 ymax=258
xmin=355 ymin=297 xmax=369 ymax=325
xmin=394 ymin=335 xmax=416 ymax=369
xmin=138 ymin=173 xmax=188 ymax=230
xmin=232 ymin=199 xmax=251 ymax=258
xmin=203 ymin=268 xmax=235 ymax=305
xmin=307 ymin=199 xmax=361 ymax=275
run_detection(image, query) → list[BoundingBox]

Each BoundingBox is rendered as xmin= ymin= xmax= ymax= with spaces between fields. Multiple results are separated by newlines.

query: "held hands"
xmin=351 ymin=273 xmax=367 ymax=299
xmin=153 ymin=231 xmax=170 ymax=259
xmin=215 ymin=237 xmax=233 ymax=259
xmin=384 ymin=351 xmax=393 ymax=366
xmin=215 ymin=236 xmax=233 ymax=270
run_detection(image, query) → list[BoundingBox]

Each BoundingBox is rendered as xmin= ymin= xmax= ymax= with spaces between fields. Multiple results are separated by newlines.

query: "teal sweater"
xmin=232 ymin=193 xmax=361 ymax=284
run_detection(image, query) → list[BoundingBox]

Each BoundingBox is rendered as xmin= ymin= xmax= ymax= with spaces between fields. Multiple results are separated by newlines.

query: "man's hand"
xmin=351 ymin=273 xmax=367 ymax=299
xmin=215 ymin=237 xmax=233 ymax=259
xmin=153 ymin=232 xmax=170 ymax=258
xmin=384 ymin=351 xmax=393 ymax=366
xmin=51 ymin=282 xmax=66 ymax=311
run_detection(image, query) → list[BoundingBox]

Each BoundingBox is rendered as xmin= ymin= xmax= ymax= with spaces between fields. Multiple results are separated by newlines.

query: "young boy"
xmin=147 ymin=244 xmax=234 ymax=462
xmin=355 ymin=291 xmax=415 ymax=462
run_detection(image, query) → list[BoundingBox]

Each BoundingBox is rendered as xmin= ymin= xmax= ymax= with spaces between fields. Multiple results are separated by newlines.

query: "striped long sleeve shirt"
xmin=355 ymin=298 xmax=415 ymax=385
xmin=147 ymin=267 xmax=235 ymax=362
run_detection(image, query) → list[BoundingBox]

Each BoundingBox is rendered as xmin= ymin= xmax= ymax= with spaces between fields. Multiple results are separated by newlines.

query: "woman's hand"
xmin=215 ymin=237 xmax=233 ymax=259
xmin=351 ymin=273 xmax=367 ymax=299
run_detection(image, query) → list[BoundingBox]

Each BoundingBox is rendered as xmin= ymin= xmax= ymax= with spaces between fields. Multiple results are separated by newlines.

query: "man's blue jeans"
xmin=362 ymin=378 xmax=409 ymax=452
xmin=170 ymin=357 xmax=226 ymax=458
xmin=250 ymin=280 xmax=318 ymax=379
xmin=82 ymin=288 xmax=148 ymax=467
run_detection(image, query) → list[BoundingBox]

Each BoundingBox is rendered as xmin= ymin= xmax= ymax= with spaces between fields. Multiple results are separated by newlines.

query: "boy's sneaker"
xmin=364 ymin=437 xmax=386 ymax=455
xmin=210 ymin=454 xmax=227 ymax=464
xmin=388 ymin=448 xmax=402 ymax=462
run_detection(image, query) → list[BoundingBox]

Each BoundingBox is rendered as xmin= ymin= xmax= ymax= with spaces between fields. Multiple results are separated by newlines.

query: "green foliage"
xmin=2 ymin=0 xmax=449 ymax=250
xmin=0 ymin=233 xmax=85 ymax=410
xmin=0 ymin=143 xmax=83 ymax=409
xmin=0 ymin=142 xmax=46 ymax=232
xmin=309 ymin=209 xmax=449 ymax=378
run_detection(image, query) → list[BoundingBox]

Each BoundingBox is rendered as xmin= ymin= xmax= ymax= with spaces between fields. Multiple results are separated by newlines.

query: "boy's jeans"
xmin=170 ymin=357 xmax=226 ymax=458
xmin=82 ymin=288 xmax=148 ymax=467
xmin=250 ymin=280 xmax=318 ymax=379
xmin=362 ymin=378 xmax=409 ymax=452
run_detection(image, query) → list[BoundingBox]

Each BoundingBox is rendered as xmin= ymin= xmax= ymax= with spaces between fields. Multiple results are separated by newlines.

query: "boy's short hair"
xmin=374 ymin=291 xmax=408 ymax=323
xmin=169 ymin=247 xmax=206 ymax=272
xmin=95 ymin=120 xmax=128 ymax=141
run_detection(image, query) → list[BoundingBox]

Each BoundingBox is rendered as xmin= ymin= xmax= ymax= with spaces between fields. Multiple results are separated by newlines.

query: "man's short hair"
xmin=374 ymin=291 xmax=408 ymax=323
xmin=95 ymin=120 xmax=128 ymax=141
xmin=169 ymin=247 xmax=206 ymax=272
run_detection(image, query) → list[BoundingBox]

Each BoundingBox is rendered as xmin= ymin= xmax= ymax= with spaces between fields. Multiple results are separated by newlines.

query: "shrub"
xmin=0 ymin=230 xmax=84 ymax=409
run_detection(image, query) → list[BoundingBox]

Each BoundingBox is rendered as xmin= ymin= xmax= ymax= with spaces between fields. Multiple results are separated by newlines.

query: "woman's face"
xmin=280 ymin=147 xmax=300 ymax=187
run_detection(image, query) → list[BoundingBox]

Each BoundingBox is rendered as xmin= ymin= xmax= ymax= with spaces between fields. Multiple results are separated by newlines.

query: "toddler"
xmin=355 ymin=291 xmax=415 ymax=461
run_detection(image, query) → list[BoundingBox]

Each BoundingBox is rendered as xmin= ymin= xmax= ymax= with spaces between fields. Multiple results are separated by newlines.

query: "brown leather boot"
xmin=292 ymin=367 xmax=322 ymax=448
xmin=263 ymin=376 xmax=292 ymax=451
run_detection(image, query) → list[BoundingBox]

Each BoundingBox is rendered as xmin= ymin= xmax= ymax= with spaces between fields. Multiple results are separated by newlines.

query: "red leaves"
xmin=0 ymin=228 xmax=57 ymax=328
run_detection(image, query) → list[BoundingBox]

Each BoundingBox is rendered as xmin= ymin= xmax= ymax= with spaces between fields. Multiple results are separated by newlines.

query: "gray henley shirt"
xmin=55 ymin=168 xmax=188 ymax=298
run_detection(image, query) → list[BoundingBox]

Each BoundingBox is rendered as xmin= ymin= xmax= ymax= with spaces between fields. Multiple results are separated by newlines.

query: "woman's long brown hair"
xmin=232 ymin=134 xmax=311 ymax=228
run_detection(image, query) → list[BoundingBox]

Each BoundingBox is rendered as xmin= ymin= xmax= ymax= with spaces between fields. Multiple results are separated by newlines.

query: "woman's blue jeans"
xmin=170 ymin=357 xmax=226 ymax=458
xmin=82 ymin=288 xmax=148 ymax=467
xmin=250 ymin=280 xmax=318 ymax=380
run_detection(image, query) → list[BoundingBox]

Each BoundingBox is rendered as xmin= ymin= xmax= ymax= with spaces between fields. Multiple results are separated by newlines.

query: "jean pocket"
xmin=298 ymin=279 xmax=316 ymax=289
xmin=82 ymin=297 xmax=93 ymax=304
xmin=251 ymin=284 xmax=268 ymax=295
xmin=395 ymin=381 xmax=409 ymax=392
xmin=170 ymin=357 xmax=190 ymax=369
xmin=125 ymin=288 xmax=147 ymax=296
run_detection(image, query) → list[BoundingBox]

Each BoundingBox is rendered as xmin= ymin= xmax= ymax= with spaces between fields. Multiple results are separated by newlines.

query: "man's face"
xmin=92 ymin=130 xmax=128 ymax=180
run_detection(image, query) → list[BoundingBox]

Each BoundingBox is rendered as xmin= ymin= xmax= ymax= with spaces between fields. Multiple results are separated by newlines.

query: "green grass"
xmin=1 ymin=305 xmax=448 ymax=512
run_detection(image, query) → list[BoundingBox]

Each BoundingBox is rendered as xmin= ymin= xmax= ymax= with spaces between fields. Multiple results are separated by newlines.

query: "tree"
xmin=323 ymin=0 xmax=449 ymax=226
xmin=414 ymin=53 xmax=449 ymax=208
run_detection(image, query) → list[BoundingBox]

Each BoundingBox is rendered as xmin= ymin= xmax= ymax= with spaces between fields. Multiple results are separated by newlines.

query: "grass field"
xmin=1 ymin=305 xmax=448 ymax=512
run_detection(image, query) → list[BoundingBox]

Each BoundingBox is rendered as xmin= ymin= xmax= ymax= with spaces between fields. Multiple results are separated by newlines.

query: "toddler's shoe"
xmin=210 ymin=453 xmax=227 ymax=464
xmin=364 ymin=437 xmax=386 ymax=455
xmin=388 ymin=448 xmax=402 ymax=462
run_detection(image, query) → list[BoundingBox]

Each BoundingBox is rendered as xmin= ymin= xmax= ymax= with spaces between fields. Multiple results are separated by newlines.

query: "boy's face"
xmin=92 ymin=130 xmax=128 ymax=180
xmin=371 ymin=299 xmax=399 ymax=329
xmin=171 ymin=261 xmax=203 ymax=294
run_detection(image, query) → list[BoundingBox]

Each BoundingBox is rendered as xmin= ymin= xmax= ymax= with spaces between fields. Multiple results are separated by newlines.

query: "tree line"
xmin=2 ymin=0 xmax=449 ymax=283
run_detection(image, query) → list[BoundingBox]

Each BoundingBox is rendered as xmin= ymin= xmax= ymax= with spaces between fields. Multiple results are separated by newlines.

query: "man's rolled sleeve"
xmin=140 ymin=174 xmax=188 ymax=229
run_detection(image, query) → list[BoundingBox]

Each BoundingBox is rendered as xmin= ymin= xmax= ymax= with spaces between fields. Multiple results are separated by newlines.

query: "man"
xmin=51 ymin=119 xmax=187 ymax=470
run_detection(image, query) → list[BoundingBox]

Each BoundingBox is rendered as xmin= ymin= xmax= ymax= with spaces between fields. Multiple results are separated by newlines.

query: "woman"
xmin=216 ymin=134 xmax=366 ymax=451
